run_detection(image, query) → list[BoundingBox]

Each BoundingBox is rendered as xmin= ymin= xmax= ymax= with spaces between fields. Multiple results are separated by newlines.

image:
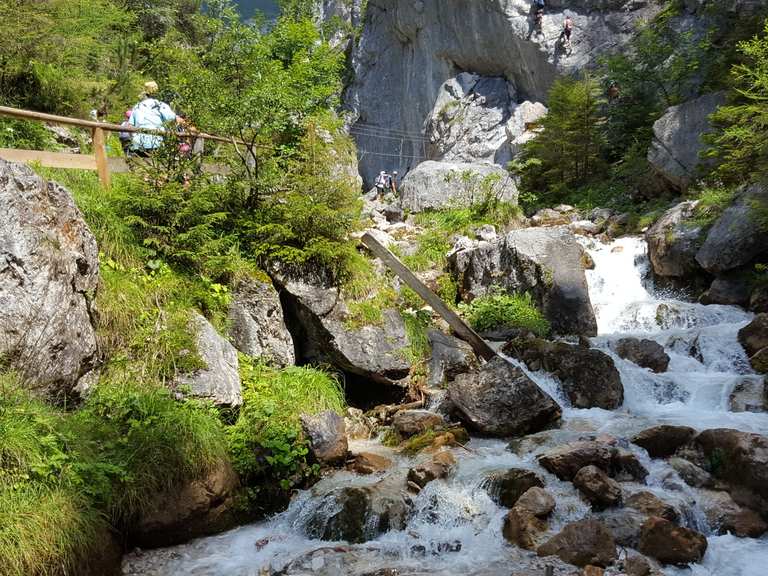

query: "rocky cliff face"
xmin=345 ymin=0 xmax=659 ymax=186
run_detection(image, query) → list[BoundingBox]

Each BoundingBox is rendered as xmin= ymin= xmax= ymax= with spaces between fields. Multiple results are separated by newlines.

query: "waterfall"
xmin=123 ymin=236 xmax=768 ymax=576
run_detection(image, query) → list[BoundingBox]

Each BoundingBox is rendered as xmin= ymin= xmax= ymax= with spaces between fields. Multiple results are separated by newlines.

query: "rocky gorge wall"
xmin=345 ymin=0 xmax=660 ymax=185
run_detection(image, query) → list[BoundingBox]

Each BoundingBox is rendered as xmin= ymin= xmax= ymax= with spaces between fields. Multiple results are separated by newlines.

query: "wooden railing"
xmin=0 ymin=105 xmax=242 ymax=188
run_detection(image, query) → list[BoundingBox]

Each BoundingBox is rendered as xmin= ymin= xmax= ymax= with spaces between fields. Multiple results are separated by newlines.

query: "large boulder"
xmin=647 ymin=92 xmax=725 ymax=191
xmin=614 ymin=338 xmax=670 ymax=373
xmin=503 ymin=506 xmax=548 ymax=551
xmin=228 ymin=276 xmax=294 ymax=367
xmin=625 ymin=491 xmax=679 ymax=523
xmin=698 ymin=489 xmax=768 ymax=538
xmin=399 ymin=161 xmax=518 ymax=213
xmin=448 ymin=357 xmax=561 ymax=437
xmin=503 ymin=338 xmax=624 ymax=409
xmin=305 ymin=477 xmax=412 ymax=543
xmin=638 ymin=516 xmax=707 ymax=566
xmin=177 ymin=313 xmax=241 ymax=406
xmin=631 ymin=425 xmax=696 ymax=459
xmin=128 ymin=460 xmax=240 ymax=548
xmin=276 ymin=277 xmax=411 ymax=402
xmin=448 ymin=227 xmax=597 ymax=336
xmin=696 ymin=183 xmax=768 ymax=274
xmin=729 ymin=377 xmax=767 ymax=413
xmin=0 ymin=159 xmax=99 ymax=400
xmin=694 ymin=428 xmax=768 ymax=517
xmin=407 ymin=450 xmax=456 ymax=489
xmin=301 ymin=411 xmax=348 ymax=466
xmin=738 ymin=314 xmax=768 ymax=358
xmin=645 ymin=201 xmax=706 ymax=280
xmin=537 ymin=519 xmax=617 ymax=568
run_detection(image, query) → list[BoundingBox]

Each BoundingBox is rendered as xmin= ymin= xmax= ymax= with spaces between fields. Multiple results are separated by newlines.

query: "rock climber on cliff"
xmin=560 ymin=15 xmax=574 ymax=55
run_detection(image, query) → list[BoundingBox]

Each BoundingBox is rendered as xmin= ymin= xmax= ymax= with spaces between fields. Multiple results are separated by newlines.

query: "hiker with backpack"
xmin=128 ymin=81 xmax=178 ymax=156
xmin=374 ymin=170 xmax=391 ymax=199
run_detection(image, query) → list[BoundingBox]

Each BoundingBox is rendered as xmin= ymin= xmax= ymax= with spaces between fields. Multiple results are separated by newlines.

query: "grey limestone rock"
xmin=0 ymin=159 xmax=99 ymax=400
xmin=228 ymin=277 xmax=294 ymax=367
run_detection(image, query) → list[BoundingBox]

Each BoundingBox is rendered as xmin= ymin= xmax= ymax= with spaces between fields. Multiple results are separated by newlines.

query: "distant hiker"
xmin=375 ymin=170 xmax=390 ymax=199
xmin=118 ymin=109 xmax=133 ymax=155
xmin=128 ymin=81 xmax=177 ymax=156
xmin=390 ymin=171 xmax=399 ymax=196
xmin=608 ymin=80 xmax=621 ymax=102
xmin=535 ymin=8 xmax=544 ymax=32
xmin=560 ymin=16 xmax=574 ymax=54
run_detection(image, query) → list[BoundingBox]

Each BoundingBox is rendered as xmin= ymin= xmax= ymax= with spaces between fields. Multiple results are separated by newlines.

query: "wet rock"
xmin=729 ymin=377 xmax=767 ymax=413
xmin=227 ymin=276 xmax=295 ymax=367
xmin=638 ymin=516 xmax=707 ymax=566
xmin=750 ymin=285 xmax=768 ymax=313
xmin=573 ymin=465 xmax=622 ymax=511
xmin=624 ymin=553 xmax=654 ymax=576
xmin=345 ymin=407 xmax=377 ymax=440
xmin=0 ymin=159 xmax=99 ymax=400
xmin=697 ymin=183 xmax=768 ymax=274
xmin=301 ymin=411 xmax=348 ymax=466
xmin=614 ymin=338 xmax=670 ymax=373
xmin=738 ymin=313 xmax=768 ymax=365
xmin=668 ymin=456 xmax=713 ymax=488
xmin=177 ymin=313 xmax=242 ymax=406
xmin=448 ymin=227 xmax=597 ymax=336
xmin=647 ymin=92 xmax=725 ymax=191
xmin=503 ymin=338 xmax=624 ymax=409
xmin=645 ymin=201 xmax=705 ymax=279
xmin=306 ymin=477 xmax=412 ymax=544
xmin=392 ymin=409 xmax=444 ymax=438
xmin=407 ymin=450 xmax=456 ymax=489
xmin=503 ymin=507 xmax=548 ymax=550
xmin=612 ymin=449 xmax=649 ymax=483
xmin=694 ymin=428 xmax=768 ymax=517
xmin=448 ymin=357 xmax=561 ymax=437
xmin=699 ymin=275 xmax=752 ymax=307
xmin=515 ymin=487 xmax=556 ymax=518
xmin=698 ymin=489 xmax=768 ymax=538
xmin=129 ymin=460 xmax=239 ymax=548
xmin=631 ymin=425 xmax=696 ymax=458
xmin=348 ymin=452 xmax=392 ymax=475
xmin=537 ymin=519 xmax=617 ymax=568
xmin=428 ymin=330 xmax=478 ymax=386
xmin=399 ymin=161 xmax=517 ymax=213
xmin=598 ymin=507 xmax=647 ymax=548
xmin=625 ymin=491 xmax=679 ymax=523
xmin=483 ymin=468 xmax=545 ymax=508
xmin=537 ymin=441 xmax=614 ymax=481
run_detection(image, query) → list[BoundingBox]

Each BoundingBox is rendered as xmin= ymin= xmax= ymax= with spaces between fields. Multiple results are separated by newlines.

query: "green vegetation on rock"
xmin=459 ymin=291 xmax=550 ymax=337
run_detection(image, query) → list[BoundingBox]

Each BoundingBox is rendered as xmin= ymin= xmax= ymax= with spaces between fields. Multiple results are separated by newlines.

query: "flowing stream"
xmin=124 ymin=236 xmax=768 ymax=576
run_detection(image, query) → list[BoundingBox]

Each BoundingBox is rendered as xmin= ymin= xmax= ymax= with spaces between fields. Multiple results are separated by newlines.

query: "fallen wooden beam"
xmin=361 ymin=232 xmax=497 ymax=362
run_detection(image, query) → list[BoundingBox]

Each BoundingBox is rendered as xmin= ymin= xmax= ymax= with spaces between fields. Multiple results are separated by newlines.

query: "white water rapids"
xmin=124 ymin=236 xmax=768 ymax=576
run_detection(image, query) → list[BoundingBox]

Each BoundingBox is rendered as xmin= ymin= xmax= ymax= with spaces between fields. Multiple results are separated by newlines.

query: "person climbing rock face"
xmin=561 ymin=16 xmax=574 ymax=54
xmin=128 ymin=81 xmax=178 ymax=157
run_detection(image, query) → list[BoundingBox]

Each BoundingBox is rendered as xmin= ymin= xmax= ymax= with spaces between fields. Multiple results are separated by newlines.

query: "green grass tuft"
xmin=459 ymin=291 xmax=550 ymax=336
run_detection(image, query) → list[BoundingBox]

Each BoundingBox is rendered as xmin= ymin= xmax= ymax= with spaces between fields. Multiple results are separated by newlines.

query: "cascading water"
xmin=124 ymin=236 xmax=768 ymax=576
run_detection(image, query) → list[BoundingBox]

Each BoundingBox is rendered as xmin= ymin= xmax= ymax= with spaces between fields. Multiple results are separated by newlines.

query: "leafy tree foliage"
xmin=515 ymin=75 xmax=606 ymax=205
xmin=707 ymin=20 xmax=768 ymax=184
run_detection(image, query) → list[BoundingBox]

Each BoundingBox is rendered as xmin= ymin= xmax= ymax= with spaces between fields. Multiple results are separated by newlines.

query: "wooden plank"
xmin=92 ymin=127 xmax=110 ymax=189
xmin=361 ymin=232 xmax=497 ymax=361
xmin=0 ymin=148 xmax=96 ymax=170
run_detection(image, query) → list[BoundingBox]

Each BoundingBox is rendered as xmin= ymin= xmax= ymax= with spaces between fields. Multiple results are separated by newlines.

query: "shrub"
xmin=459 ymin=291 xmax=550 ymax=336
xmin=227 ymin=359 xmax=345 ymax=509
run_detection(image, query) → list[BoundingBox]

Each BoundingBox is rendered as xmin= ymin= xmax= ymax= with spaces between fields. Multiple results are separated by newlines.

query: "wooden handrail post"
xmin=92 ymin=127 xmax=110 ymax=189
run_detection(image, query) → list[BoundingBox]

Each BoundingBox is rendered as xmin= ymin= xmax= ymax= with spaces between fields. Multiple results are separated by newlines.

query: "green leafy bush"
xmin=227 ymin=359 xmax=345 ymax=509
xmin=459 ymin=292 xmax=550 ymax=336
